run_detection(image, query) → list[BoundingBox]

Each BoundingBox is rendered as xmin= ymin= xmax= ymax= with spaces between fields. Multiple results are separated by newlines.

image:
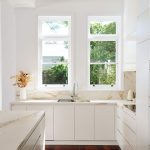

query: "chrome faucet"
xmin=71 ymin=82 xmax=78 ymax=99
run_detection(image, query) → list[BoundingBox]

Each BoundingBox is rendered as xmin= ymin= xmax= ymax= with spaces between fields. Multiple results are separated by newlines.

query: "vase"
xmin=19 ymin=87 xmax=27 ymax=100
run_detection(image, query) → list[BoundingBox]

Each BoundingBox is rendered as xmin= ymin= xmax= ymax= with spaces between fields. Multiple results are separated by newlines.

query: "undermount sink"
xmin=57 ymin=99 xmax=75 ymax=102
xmin=57 ymin=99 xmax=91 ymax=102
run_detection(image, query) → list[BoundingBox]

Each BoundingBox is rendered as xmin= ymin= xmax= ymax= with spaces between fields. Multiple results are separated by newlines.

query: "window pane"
xmin=42 ymin=20 xmax=69 ymax=36
xmin=42 ymin=64 xmax=68 ymax=84
xmin=42 ymin=40 xmax=69 ymax=63
xmin=90 ymin=21 xmax=116 ymax=34
xmin=90 ymin=64 xmax=116 ymax=85
xmin=90 ymin=41 xmax=116 ymax=63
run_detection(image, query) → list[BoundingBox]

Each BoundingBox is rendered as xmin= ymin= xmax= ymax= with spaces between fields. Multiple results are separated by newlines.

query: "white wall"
xmin=1 ymin=0 xmax=16 ymax=110
xmin=15 ymin=0 xmax=123 ymax=92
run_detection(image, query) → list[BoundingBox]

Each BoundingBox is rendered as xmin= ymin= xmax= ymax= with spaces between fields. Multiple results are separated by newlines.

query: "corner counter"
xmin=0 ymin=111 xmax=45 ymax=150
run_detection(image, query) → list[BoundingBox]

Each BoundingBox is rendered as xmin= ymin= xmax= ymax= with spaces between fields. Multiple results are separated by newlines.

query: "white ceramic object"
xmin=20 ymin=87 xmax=27 ymax=100
xmin=127 ymin=89 xmax=134 ymax=101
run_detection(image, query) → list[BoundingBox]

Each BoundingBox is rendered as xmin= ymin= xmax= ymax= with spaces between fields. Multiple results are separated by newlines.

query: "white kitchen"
xmin=0 ymin=0 xmax=149 ymax=150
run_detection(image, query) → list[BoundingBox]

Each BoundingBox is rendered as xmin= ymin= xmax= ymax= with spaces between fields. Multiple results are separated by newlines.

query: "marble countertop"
xmin=11 ymin=99 xmax=135 ymax=105
xmin=0 ymin=111 xmax=45 ymax=150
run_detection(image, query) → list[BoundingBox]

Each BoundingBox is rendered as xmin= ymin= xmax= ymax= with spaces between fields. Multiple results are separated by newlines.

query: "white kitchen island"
xmin=0 ymin=111 xmax=45 ymax=150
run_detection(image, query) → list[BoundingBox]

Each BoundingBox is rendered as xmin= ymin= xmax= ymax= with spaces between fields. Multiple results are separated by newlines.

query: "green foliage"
xmin=90 ymin=22 xmax=116 ymax=34
xmin=42 ymin=64 xmax=68 ymax=84
xmin=90 ymin=65 xmax=116 ymax=85
xmin=90 ymin=41 xmax=116 ymax=62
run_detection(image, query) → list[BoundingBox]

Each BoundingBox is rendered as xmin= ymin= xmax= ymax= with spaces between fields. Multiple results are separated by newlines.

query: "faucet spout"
xmin=71 ymin=82 xmax=78 ymax=99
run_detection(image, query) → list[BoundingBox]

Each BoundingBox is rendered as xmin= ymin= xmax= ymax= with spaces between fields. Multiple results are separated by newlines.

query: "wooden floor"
xmin=45 ymin=145 xmax=121 ymax=150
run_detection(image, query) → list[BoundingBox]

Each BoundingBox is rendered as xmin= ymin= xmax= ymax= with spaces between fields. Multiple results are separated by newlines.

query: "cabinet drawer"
xmin=117 ymin=118 xmax=136 ymax=150
xmin=11 ymin=104 xmax=27 ymax=111
xmin=27 ymin=105 xmax=53 ymax=141
xmin=21 ymin=117 xmax=44 ymax=150
xmin=116 ymin=131 xmax=133 ymax=150
xmin=117 ymin=106 xmax=136 ymax=133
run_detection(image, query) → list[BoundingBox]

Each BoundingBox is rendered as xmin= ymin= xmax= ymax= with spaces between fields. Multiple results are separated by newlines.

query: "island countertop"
xmin=0 ymin=111 xmax=45 ymax=150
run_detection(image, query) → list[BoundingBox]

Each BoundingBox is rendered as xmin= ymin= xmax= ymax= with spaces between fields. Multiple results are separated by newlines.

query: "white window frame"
xmin=38 ymin=16 xmax=72 ymax=90
xmin=87 ymin=16 xmax=122 ymax=90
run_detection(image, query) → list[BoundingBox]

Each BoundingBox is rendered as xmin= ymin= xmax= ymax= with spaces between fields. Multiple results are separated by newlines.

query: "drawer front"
xmin=117 ymin=118 xmax=136 ymax=150
xmin=117 ymin=106 xmax=136 ymax=133
xmin=116 ymin=131 xmax=133 ymax=150
xmin=21 ymin=117 xmax=44 ymax=150
xmin=27 ymin=105 xmax=53 ymax=141
xmin=11 ymin=104 xmax=27 ymax=111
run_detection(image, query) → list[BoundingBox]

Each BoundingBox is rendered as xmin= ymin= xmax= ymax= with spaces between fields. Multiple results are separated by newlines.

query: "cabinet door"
xmin=95 ymin=104 xmax=115 ymax=140
xmin=11 ymin=104 xmax=27 ymax=110
xmin=75 ymin=104 xmax=94 ymax=140
xmin=137 ymin=9 xmax=150 ymax=43
xmin=137 ymin=0 xmax=149 ymax=15
xmin=27 ymin=104 xmax=53 ymax=141
xmin=116 ymin=130 xmax=133 ymax=150
xmin=54 ymin=104 xmax=74 ymax=140
xmin=137 ymin=41 xmax=150 ymax=150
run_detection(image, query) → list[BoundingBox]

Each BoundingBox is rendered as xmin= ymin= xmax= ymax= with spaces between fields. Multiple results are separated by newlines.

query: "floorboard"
xmin=45 ymin=145 xmax=121 ymax=150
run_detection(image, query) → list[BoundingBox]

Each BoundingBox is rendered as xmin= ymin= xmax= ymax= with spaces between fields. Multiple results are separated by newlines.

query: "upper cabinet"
xmin=8 ymin=0 xmax=36 ymax=8
xmin=124 ymin=0 xmax=137 ymax=39
xmin=123 ymin=0 xmax=137 ymax=71
xmin=137 ymin=0 xmax=150 ymax=15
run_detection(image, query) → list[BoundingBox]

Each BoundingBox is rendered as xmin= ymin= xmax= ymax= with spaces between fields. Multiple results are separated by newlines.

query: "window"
xmin=38 ymin=16 xmax=71 ymax=88
xmin=88 ymin=16 xmax=121 ymax=89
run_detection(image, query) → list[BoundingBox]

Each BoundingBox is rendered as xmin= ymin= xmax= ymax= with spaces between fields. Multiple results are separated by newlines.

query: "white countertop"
xmin=11 ymin=99 xmax=135 ymax=105
xmin=0 ymin=111 xmax=45 ymax=150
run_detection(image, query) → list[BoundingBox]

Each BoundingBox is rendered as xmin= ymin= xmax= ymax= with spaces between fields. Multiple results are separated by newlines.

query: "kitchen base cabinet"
xmin=21 ymin=116 xmax=45 ymax=150
xmin=116 ymin=131 xmax=132 ymax=150
xmin=53 ymin=104 xmax=74 ymax=140
xmin=116 ymin=105 xmax=136 ymax=150
xmin=27 ymin=105 xmax=53 ymax=141
xmin=75 ymin=104 xmax=94 ymax=140
xmin=11 ymin=104 xmax=27 ymax=110
xmin=95 ymin=104 xmax=115 ymax=140
xmin=11 ymin=101 xmax=117 ymax=144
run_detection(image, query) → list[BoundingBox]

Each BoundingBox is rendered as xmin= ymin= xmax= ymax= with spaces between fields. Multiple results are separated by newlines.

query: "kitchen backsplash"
xmin=19 ymin=71 xmax=136 ymax=100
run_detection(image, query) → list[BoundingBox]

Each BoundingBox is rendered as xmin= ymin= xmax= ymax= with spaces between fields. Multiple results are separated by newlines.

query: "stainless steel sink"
xmin=57 ymin=99 xmax=75 ymax=102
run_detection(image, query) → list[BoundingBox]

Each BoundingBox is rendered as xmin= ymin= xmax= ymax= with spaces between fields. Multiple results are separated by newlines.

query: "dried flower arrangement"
xmin=11 ymin=71 xmax=31 ymax=88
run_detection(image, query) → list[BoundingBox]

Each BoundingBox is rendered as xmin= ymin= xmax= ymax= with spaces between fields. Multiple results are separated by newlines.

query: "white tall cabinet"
xmin=136 ymin=0 xmax=150 ymax=149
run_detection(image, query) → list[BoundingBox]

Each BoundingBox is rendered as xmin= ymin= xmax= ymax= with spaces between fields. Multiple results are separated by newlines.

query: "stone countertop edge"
xmin=11 ymin=99 xmax=135 ymax=106
xmin=0 ymin=111 xmax=45 ymax=150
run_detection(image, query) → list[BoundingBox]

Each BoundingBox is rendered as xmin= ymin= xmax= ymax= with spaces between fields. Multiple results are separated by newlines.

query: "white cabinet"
xmin=116 ymin=105 xmax=136 ymax=150
xmin=124 ymin=0 xmax=137 ymax=39
xmin=21 ymin=116 xmax=45 ymax=150
xmin=123 ymin=0 xmax=137 ymax=71
xmin=137 ymin=0 xmax=149 ymax=15
xmin=11 ymin=104 xmax=27 ymax=110
xmin=75 ymin=104 xmax=94 ymax=140
xmin=95 ymin=104 xmax=115 ymax=140
xmin=136 ymin=40 xmax=150 ymax=150
xmin=11 ymin=102 xmax=116 ymax=143
xmin=27 ymin=104 xmax=54 ymax=141
xmin=53 ymin=104 xmax=74 ymax=140
xmin=116 ymin=131 xmax=132 ymax=150
xmin=137 ymin=9 xmax=150 ymax=43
